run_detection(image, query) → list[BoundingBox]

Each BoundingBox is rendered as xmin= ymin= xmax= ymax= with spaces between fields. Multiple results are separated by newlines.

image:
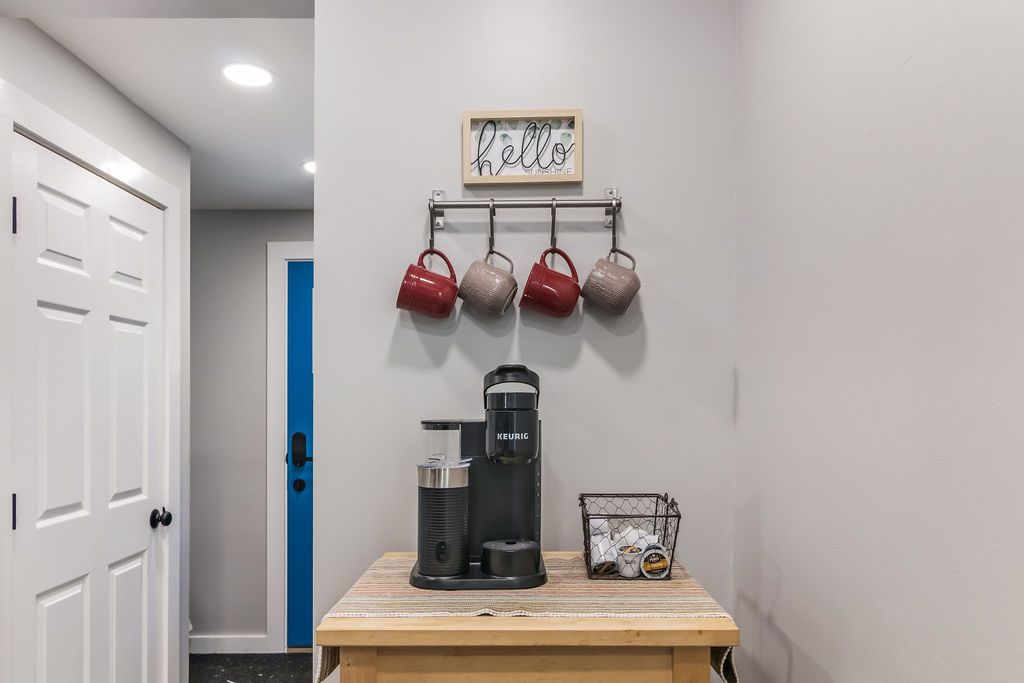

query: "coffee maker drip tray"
xmin=411 ymin=539 xmax=547 ymax=590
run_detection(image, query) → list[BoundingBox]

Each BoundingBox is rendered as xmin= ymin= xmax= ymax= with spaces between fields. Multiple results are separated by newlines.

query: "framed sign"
xmin=463 ymin=109 xmax=583 ymax=185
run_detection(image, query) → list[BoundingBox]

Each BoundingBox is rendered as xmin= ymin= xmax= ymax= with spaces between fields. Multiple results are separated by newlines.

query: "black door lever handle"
xmin=149 ymin=507 xmax=172 ymax=529
xmin=290 ymin=431 xmax=312 ymax=467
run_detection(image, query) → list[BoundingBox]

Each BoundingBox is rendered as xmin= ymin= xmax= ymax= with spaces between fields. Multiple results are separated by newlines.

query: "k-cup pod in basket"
xmin=641 ymin=544 xmax=671 ymax=579
xmin=616 ymin=545 xmax=643 ymax=578
xmin=579 ymin=493 xmax=681 ymax=580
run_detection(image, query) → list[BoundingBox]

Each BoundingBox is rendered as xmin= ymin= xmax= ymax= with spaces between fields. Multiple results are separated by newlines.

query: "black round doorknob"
xmin=293 ymin=478 xmax=306 ymax=492
xmin=149 ymin=507 xmax=172 ymax=529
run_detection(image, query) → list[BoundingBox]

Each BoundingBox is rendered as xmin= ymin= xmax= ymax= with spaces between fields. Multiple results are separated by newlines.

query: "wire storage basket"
xmin=579 ymin=493 xmax=681 ymax=580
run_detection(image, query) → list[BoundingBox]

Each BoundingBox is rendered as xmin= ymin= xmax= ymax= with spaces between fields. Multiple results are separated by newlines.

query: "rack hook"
xmin=609 ymin=197 xmax=619 ymax=253
xmin=488 ymin=199 xmax=496 ymax=254
xmin=548 ymin=198 xmax=558 ymax=266
xmin=484 ymin=199 xmax=514 ymax=273
xmin=550 ymin=198 xmax=558 ymax=249
xmin=428 ymin=198 xmax=436 ymax=249
xmin=606 ymin=197 xmax=633 ymax=266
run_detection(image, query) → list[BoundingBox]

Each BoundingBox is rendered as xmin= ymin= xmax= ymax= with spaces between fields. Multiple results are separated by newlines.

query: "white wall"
xmin=189 ymin=210 xmax=312 ymax=638
xmin=736 ymin=1 xmax=1024 ymax=680
xmin=314 ymin=0 xmax=738 ymax=637
xmin=0 ymin=20 xmax=190 ymax=193
xmin=0 ymin=18 xmax=193 ymax=678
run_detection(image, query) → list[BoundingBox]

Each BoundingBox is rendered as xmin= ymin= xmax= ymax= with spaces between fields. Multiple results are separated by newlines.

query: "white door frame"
xmin=0 ymin=81 xmax=187 ymax=681
xmin=268 ymin=241 xmax=313 ymax=652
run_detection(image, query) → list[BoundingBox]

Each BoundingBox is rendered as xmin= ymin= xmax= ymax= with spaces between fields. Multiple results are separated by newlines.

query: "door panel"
xmin=110 ymin=318 xmax=147 ymax=504
xmin=10 ymin=134 xmax=167 ymax=682
xmin=286 ymin=260 xmax=313 ymax=648
xmin=109 ymin=553 xmax=146 ymax=683
xmin=36 ymin=575 xmax=88 ymax=681
xmin=38 ymin=184 xmax=88 ymax=272
xmin=36 ymin=302 xmax=89 ymax=523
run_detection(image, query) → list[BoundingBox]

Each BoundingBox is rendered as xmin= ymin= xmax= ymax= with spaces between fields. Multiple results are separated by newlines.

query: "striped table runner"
xmin=316 ymin=556 xmax=737 ymax=682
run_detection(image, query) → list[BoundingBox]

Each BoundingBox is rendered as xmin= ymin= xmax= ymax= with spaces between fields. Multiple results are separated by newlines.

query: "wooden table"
xmin=317 ymin=552 xmax=738 ymax=682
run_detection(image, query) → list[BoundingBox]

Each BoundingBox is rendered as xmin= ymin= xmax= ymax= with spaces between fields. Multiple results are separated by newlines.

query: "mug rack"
xmin=427 ymin=187 xmax=625 ymax=256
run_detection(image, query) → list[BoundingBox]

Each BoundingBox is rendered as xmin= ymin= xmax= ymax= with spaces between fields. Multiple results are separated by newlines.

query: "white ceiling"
xmin=36 ymin=18 xmax=313 ymax=209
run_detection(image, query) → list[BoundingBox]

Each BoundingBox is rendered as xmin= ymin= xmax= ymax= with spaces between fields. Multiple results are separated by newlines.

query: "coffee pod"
xmin=590 ymin=535 xmax=617 ymax=567
xmin=588 ymin=518 xmax=611 ymax=537
xmin=616 ymin=545 xmax=643 ymax=578
xmin=640 ymin=544 xmax=670 ymax=579
xmin=637 ymin=533 xmax=660 ymax=550
xmin=615 ymin=525 xmax=644 ymax=548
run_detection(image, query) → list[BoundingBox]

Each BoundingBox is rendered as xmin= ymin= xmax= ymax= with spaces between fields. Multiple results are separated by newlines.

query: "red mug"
xmin=396 ymin=248 xmax=459 ymax=318
xmin=520 ymin=247 xmax=580 ymax=318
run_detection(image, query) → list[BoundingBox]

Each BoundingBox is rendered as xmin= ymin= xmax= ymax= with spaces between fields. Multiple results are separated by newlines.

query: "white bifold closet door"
xmin=8 ymin=134 xmax=169 ymax=683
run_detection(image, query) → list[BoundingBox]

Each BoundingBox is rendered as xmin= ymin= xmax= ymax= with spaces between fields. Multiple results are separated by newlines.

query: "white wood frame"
xmin=0 ymin=80 xmax=187 ymax=682
xmin=463 ymin=109 xmax=584 ymax=185
xmin=268 ymin=241 xmax=312 ymax=651
xmin=189 ymin=241 xmax=312 ymax=655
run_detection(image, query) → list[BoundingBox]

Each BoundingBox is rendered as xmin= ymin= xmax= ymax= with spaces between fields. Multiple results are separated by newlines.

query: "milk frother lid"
xmin=483 ymin=364 xmax=540 ymax=406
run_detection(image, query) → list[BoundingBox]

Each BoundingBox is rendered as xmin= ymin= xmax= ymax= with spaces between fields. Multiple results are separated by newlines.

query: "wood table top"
xmin=316 ymin=552 xmax=739 ymax=648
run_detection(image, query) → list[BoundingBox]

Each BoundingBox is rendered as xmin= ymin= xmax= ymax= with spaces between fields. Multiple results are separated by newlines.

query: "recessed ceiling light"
xmin=303 ymin=161 xmax=317 ymax=174
xmin=222 ymin=63 xmax=273 ymax=88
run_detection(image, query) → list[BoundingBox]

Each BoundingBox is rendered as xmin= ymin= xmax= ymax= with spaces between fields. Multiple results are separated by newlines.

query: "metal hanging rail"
xmin=428 ymin=187 xmax=622 ymax=249
xmin=432 ymin=197 xmax=621 ymax=210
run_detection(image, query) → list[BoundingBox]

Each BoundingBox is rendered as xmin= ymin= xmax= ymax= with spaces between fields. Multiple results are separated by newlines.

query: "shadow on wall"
xmin=735 ymin=494 xmax=835 ymax=683
xmin=387 ymin=298 xmax=647 ymax=375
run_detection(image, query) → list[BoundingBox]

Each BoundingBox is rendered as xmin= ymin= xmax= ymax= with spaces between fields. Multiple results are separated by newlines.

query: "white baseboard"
xmin=189 ymin=633 xmax=281 ymax=654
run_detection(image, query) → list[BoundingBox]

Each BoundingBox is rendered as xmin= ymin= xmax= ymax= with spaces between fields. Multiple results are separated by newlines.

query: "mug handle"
xmin=486 ymin=249 xmax=515 ymax=274
xmin=418 ymin=248 xmax=457 ymax=281
xmin=608 ymin=248 xmax=638 ymax=271
xmin=539 ymin=247 xmax=579 ymax=283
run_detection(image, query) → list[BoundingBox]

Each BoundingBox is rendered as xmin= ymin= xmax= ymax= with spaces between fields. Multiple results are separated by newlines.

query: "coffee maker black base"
xmin=409 ymin=558 xmax=547 ymax=590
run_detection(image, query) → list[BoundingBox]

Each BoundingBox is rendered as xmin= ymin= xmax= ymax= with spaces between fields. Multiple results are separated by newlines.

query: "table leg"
xmin=340 ymin=646 xmax=377 ymax=682
xmin=672 ymin=646 xmax=710 ymax=683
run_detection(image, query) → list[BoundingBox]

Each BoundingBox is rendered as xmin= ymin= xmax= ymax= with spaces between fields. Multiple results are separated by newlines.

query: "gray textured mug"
xmin=458 ymin=250 xmax=518 ymax=316
xmin=581 ymin=250 xmax=640 ymax=314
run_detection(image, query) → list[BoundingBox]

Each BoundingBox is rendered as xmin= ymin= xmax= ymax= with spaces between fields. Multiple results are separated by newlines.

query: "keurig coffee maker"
xmin=411 ymin=365 xmax=546 ymax=590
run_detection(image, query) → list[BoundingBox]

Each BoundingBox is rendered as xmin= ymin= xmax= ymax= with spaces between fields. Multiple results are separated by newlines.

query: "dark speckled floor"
xmin=190 ymin=653 xmax=312 ymax=683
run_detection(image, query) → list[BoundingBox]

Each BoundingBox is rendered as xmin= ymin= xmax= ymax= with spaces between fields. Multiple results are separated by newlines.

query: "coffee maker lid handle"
xmin=483 ymin=364 xmax=540 ymax=404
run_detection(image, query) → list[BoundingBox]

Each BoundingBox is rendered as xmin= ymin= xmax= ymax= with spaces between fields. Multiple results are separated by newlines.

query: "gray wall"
xmin=313 ymin=0 xmax=739 ymax=649
xmin=0 ymin=20 xmax=190 ymax=194
xmin=189 ymin=210 xmax=312 ymax=636
xmin=736 ymin=1 xmax=1024 ymax=680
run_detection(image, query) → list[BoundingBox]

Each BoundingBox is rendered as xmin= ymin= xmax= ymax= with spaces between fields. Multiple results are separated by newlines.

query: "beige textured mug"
xmin=581 ymin=249 xmax=641 ymax=314
xmin=458 ymin=250 xmax=518 ymax=316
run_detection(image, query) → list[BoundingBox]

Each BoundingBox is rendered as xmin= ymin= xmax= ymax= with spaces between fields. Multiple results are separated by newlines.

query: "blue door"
xmin=287 ymin=261 xmax=314 ymax=647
